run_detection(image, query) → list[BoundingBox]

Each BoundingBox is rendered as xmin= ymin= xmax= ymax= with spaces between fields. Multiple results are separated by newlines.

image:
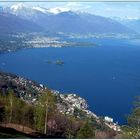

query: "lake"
xmin=0 ymin=38 xmax=140 ymax=124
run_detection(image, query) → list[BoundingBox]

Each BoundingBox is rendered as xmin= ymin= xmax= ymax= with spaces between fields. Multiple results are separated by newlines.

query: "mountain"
xmin=124 ymin=19 xmax=140 ymax=33
xmin=6 ymin=3 xmax=69 ymax=17
xmin=0 ymin=12 xmax=43 ymax=33
xmin=5 ymin=3 xmax=51 ymax=22
xmin=128 ymin=19 xmax=140 ymax=33
xmin=48 ymin=7 xmax=70 ymax=14
xmin=112 ymin=17 xmax=140 ymax=33
xmin=37 ymin=11 xmax=134 ymax=34
xmin=4 ymin=3 xmax=136 ymax=34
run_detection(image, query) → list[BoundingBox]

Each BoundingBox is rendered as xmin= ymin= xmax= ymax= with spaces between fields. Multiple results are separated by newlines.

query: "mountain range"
xmin=0 ymin=13 xmax=43 ymax=33
xmin=112 ymin=17 xmax=140 ymax=33
xmin=0 ymin=3 xmax=137 ymax=35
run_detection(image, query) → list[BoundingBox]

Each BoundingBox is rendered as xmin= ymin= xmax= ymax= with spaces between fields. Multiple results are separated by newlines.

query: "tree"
xmin=34 ymin=90 xmax=56 ymax=134
xmin=127 ymin=96 xmax=140 ymax=128
xmin=124 ymin=96 xmax=140 ymax=138
xmin=4 ymin=90 xmax=30 ymax=126
xmin=5 ymin=90 xmax=17 ymax=123
xmin=21 ymin=103 xmax=34 ymax=131
xmin=64 ymin=116 xmax=83 ymax=138
xmin=0 ymin=94 xmax=6 ymax=122
xmin=76 ymin=120 xmax=95 ymax=139
xmin=121 ymin=126 xmax=137 ymax=139
xmin=22 ymin=104 xmax=34 ymax=128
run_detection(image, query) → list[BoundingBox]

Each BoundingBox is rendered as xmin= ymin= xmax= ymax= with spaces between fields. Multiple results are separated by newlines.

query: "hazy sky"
xmin=0 ymin=1 xmax=140 ymax=19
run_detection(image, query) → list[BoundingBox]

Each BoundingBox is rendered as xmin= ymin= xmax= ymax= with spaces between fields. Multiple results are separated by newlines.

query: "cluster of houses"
xmin=11 ymin=76 xmax=45 ymax=103
xmin=59 ymin=94 xmax=88 ymax=109
xmin=13 ymin=77 xmax=43 ymax=91
xmin=62 ymin=32 xmax=136 ymax=40
xmin=52 ymin=92 xmax=90 ymax=116
xmin=0 ymin=73 xmax=121 ymax=132
xmin=104 ymin=116 xmax=121 ymax=132
xmin=25 ymin=35 xmax=70 ymax=48
xmin=52 ymin=91 xmax=121 ymax=132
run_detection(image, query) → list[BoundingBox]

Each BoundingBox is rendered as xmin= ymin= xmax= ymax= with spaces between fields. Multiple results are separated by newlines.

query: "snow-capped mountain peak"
xmin=9 ymin=3 xmax=71 ymax=15
xmin=9 ymin=3 xmax=51 ymax=16
xmin=48 ymin=7 xmax=70 ymax=14
xmin=10 ymin=3 xmax=27 ymax=12
xmin=9 ymin=3 xmax=41 ymax=20
xmin=32 ymin=6 xmax=48 ymax=14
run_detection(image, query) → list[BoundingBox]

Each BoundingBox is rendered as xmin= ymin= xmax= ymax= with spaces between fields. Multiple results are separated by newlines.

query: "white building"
xmin=104 ymin=116 xmax=113 ymax=123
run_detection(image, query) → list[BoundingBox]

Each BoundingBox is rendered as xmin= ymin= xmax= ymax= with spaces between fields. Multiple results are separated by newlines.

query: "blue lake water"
xmin=0 ymin=38 xmax=140 ymax=124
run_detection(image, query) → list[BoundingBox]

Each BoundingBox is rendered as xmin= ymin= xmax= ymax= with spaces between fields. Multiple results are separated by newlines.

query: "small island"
xmin=55 ymin=60 xmax=64 ymax=66
xmin=44 ymin=59 xmax=64 ymax=66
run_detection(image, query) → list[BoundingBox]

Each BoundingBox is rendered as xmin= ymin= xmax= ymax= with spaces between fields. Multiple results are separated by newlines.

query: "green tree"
xmin=76 ymin=120 xmax=95 ymax=139
xmin=0 ymin=94 xmax=7 ymax=122
xmin=34 ymin=90 xmax=56 ymax=134
xmin=0 ymin=91 xmax=34 ymax=130
xmin=22 ymin=104 xmax=34 ymax=128
xmin=20 ymin=103 xmax=34 ymax=131
xmin=121 ymin=126 xmax=137 ymax=139
xmin=4 ymin=90 xmax=28 ymax=125
xmin=124 ymin=96 xmax=140 ymax=138
xmin=5 ymin=90 xmax=17 ymax=123
xmin=65 ymin=117 xmax=82 ymax=138
xmin=127 ymin=97 xmax=140 ymax=128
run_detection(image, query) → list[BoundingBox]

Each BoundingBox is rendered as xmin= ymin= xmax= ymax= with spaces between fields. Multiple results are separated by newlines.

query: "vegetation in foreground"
xmin=121 ymin=96 xmax=140 ymax=139
xmin=0 ymin=72 xmax=140 ymax=138
xmin=0 ymin=90 xmax=118 ymax=139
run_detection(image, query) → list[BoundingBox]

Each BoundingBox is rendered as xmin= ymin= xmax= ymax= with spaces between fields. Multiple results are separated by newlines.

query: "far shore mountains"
xmin=0 ymin=3 xmax=138 ymax=35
